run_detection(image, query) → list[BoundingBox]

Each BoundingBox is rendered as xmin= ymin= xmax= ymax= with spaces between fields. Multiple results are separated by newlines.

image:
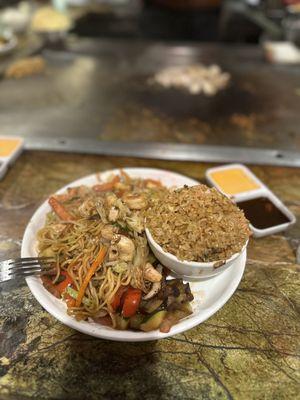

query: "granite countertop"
xmin=0 ymin=151 xmax=299 ymax=400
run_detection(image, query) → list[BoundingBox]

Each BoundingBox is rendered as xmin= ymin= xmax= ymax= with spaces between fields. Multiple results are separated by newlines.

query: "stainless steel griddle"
xmin=1 ymin=38 xmax=300 ymax=166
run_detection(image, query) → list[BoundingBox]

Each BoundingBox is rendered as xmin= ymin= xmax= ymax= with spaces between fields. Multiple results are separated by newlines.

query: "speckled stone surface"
xmin=0 ymin=152 xmax=299 ymax=400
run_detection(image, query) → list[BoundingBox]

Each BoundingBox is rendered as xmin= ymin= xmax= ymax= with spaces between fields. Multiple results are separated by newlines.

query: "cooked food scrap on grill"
xmin=31 ymin=6 xmax=72 ymax=32
xmin=152 ymin=64 xmax=230 ymax=95
xmin=5 ymin=56 xmax=46 ymax=79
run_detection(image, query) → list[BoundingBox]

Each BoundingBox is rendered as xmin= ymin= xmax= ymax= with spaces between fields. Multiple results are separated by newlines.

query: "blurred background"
xmin=0 ymin=0 xmax=300 ymax=165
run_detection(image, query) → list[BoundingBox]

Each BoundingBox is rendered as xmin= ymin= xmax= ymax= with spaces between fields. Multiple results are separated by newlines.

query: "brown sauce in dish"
xmin=237 ymin=197 xmax=290 ymax=230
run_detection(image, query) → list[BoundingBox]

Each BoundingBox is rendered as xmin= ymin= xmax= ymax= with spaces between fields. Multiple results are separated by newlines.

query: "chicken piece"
xmin=101 ymin=225 xmax=116 ymax=241
xmin=78 ymin=199 xmax=95 ymax=218
xmin=144 ymin=263 xmax=162 ymax=282
xmin=108 ymin=245 xmax=119 ymax=261
xmin=123 ymin=194 xmax=148 ymax=210
xmin=143 ymin=265 xmax=163 ymax=300
xmin=117 ymin=235 xmax=135 ymax=262
xmin=105 ymin=193 xmax=118 ymax=208
xmin=108 ymin=207 xmax=119 ymax=222
xmin=108 ymin=235 xmax=135 ymax=262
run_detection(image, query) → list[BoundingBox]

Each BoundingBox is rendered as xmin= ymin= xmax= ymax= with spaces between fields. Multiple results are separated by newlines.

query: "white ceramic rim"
xmin=0 ymin=33 xmax=17 ymax=54
xmin=22 ymin=167 xmax=247 ymax=341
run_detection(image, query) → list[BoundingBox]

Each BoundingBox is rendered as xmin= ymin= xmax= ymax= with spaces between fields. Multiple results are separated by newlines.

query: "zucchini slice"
xmin=140 ymin=310 xmax=167 ymax=332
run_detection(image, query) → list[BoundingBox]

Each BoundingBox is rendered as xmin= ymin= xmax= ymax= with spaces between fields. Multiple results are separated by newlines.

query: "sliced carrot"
xmin=75 ymin=246 xmax=107 ymax=307
xmin=49 ymin=196 xmax=73 ymax=221
xmin=93 ymin=176 xmax=120 ymax=192
xmin=65 ymin=294 xmax=76 ymax=308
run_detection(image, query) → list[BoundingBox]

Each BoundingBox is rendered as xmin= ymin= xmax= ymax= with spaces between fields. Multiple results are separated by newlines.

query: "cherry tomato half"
xmin=122 ymin=288 xmax=142 ymax=318
xmin=111 ymin=285 xmax=128 ymax=311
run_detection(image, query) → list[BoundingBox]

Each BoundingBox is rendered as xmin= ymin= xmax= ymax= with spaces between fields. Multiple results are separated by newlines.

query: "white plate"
xmin=22 ymin=168 xmax=246 ymax=342
xmin=0 ymin=32 xmax=17 ymax=55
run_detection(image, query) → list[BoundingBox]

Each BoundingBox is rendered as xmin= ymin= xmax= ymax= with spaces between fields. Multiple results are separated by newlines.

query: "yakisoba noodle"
xmin=38 ymin=172 xmax=194 ymax=332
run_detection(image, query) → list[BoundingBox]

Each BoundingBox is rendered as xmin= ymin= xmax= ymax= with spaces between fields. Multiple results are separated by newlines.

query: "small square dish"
xmin=206 ymin=163 xmax=296 ymax=238
xmin=0 ymin=136 xmax=24 ymax=180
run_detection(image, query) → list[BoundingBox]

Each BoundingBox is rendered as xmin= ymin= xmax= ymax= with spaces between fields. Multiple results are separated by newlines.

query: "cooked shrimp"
xmin=54 ymin=187 xmax=78 ymax=202
xmin=48 ymin=197 xmax=73 ymax=221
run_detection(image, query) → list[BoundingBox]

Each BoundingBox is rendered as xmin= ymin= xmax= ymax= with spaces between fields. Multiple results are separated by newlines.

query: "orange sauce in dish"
xmin=0 ymin=138 xmax=22 ymax=157
xmin=210 ymin=168 xmax=260 ymax=195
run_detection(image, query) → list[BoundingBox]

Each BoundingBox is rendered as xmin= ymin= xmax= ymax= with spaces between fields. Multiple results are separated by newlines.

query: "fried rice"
xmin=146 ymin=184 xmax=251 ymax=262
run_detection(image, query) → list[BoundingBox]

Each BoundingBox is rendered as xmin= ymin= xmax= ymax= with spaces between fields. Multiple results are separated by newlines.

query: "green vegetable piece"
xmin=129 ymin=314 xmax=144 ymax=330
xmin=66 ymin=286 xmax=90 ymax=307
xmin=140 ymin=310 xmax=167 ymax=332
xmin=66 ymin=286 xmax=77 ymax=299
xmin=115 ymin=314 xmax=130 ymax=330
xmin=112 ymin=262 xmax=128 ymax=274
xmin=126 ymin=215 xmax=143 ymax=233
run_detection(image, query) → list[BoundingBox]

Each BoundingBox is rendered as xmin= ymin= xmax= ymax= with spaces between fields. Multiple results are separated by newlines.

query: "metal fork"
xmin=0 ymin=257 xmax=56 ymax=283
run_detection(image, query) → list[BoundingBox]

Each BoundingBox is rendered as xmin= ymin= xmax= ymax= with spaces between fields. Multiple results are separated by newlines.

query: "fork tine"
xmin=11 ymin=257 xmax=55 ymax=263
xmin=8 ymin=260 xmax=54 ymax=268
xmin=9 ymin=260 xmax=55 ymax=269
xmin=9 ymin=267 xmax=42 ymax=275
xmin=8 ymin=265 xmax=53 ymax=273
xmin=9 ymin=270 xmax=45 ymax=278
xmin=1 ymin=258 xmax=56 ymax=283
